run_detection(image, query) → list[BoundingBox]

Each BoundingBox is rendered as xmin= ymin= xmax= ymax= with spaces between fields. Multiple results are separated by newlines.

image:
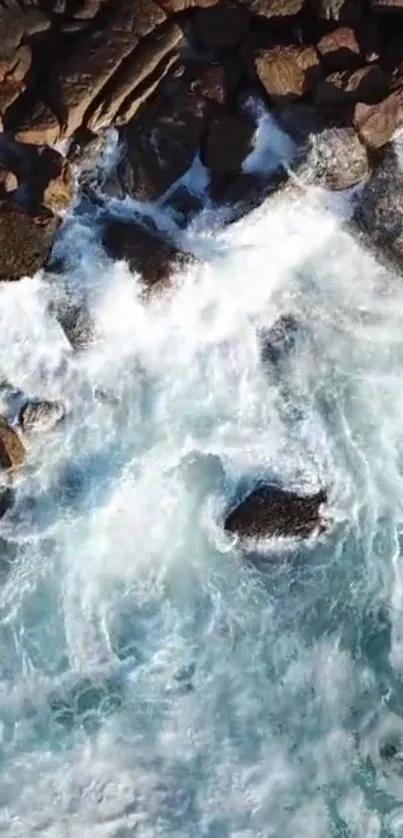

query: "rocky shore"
xmin=1 ymin=0 xmax=403 ymax=542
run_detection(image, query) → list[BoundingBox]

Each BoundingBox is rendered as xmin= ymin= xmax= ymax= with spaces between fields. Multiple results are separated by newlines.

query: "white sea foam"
xmin=0 ymin=144 xmax=402 ymax=836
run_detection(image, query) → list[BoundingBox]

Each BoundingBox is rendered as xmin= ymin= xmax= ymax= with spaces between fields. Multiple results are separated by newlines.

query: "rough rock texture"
xmin=0 ymin=418 xmax=25 ymax=470
xmin=239 ymin=0 xmax=304 ymax=17
xmin=260 ymin=314 xmax=300 ymax=364
xmin=354 ymin=90 xmax=403 ymax=148
xmin=224 ymin=485 xmax=327 ymax=540
xmin=0 ymin=202 xmax=59 ymax=280
xmin=355 ymin=145 xmax=403 ymax=265
xmin=102 ymin=218 xmax=194 ymax=288
xmin=317 ymin=27 xmax=361 ymax=71
xmin=19 ymin=400 xmax=65 ymax=433
xmin=314 ymin=66 xmax=389 ymax=109
xmin=308 ymin=126 xmax=369 ymax=189
xmin=255 ymin=46 xmax=322 ymax=105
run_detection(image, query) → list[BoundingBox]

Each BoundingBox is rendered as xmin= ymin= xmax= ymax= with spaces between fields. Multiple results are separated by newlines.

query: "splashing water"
xmin=1 ymin=147 xmax=403 ymax=837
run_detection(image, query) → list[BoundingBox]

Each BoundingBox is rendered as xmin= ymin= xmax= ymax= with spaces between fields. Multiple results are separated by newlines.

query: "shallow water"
xmin=0 ymin=156 xmax=403 ymax=837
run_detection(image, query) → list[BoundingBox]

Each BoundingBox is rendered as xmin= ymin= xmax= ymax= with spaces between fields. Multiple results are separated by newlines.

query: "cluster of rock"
xmin=2 ymin=0 xmax=403 ymax=541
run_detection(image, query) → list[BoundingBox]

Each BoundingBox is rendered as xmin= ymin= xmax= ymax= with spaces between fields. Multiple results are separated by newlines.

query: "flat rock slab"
xmin=225 ymin=485 xmax=327 ymax=540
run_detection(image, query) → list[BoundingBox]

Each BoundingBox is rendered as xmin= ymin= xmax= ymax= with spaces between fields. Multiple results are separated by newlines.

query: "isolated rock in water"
xmin=0 ymin=487 xmax=14 ymax=519
xmin=225 ymin=485 xmax=327 ymax=540
xmin=102 ymin=218 xmax=194 ymax=288
xmin=0 ymin=418 xmax=25 ymax=470
xmin=55 ymin=302 xmax=97 ymax=349
xmin=0 ymin=202 xmax=59 ymax=280
xmin=355 ymin=144 xmax=403 ymax=263
xmin=260 ymin=314 xmax=300 ymax=365
xmin=19 ymin=400 xmax=65 ymax=433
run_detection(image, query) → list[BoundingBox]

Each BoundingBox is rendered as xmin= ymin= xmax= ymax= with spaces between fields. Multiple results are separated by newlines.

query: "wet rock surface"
xmin=225 ymin=485 xmax=327 ymax=540
xmin=19 ymin=400 xmax=65 ymax=433
xmin=0 ymin=417 xmax=25 ymax=470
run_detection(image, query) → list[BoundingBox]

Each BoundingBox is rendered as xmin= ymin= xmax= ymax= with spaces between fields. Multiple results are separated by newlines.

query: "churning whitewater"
xmin=1 ymin=166 xmax=403 ymax=837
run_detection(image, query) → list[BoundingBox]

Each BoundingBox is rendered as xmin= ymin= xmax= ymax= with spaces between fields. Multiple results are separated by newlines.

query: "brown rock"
xmin=203 ymin=108 xmax=253 ymax=175
xmin=102 ymin=218 xmax=194 ymax=288
xmin=0 ymin=418 xmax=25 ymax=470
xmin=19 ymin=400 xmax=65 ymax=433
xmin=317 ymin=26 xmax=361 ymax=71
xmin=42 ymin=155 xmax=74 ymax=214
xmin=14 ymin=102 xmax=61 ymax=146
xmin=86 ymin=20 xmax=183 ymax=131
xmin=314 ymin=66 xmax=390 ymax=109
xmin=0 ymin=201 xmax=59 ymax=281
xmin=192 ymin=2 xmax=249 ymax=48
xmin=188 ymin=59 xmax=242 ymax=105
xmin=255 ymin=45 xmax=322 ymax=105
xmin=354 ymin=90 xmax=403 ymax=149
xmin=157 ymin=0 xmax=218 ymax=10
xmin=224 ymin=485 xmax=327 ymax=540
xmin=239 ymin=0 xmax=304 ymax=17
xmin=0 ymin=168 xmax=18 ymax=195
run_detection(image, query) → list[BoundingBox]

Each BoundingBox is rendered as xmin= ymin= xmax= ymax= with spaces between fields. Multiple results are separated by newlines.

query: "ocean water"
xmin=0 ymin=129 xmax=403 ymax=837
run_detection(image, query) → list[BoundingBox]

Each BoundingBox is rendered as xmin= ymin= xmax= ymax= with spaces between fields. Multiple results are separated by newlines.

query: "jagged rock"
xmin=355 ymin=145 xmax=403 ymax=264
xmin=316 ymin=27 xmax=361 ymax=71
xmin=224 ymin=485 xmax=327 ymax=540
xmin=0 ymin=201 xmax=59 ymax=280
xmin=255 ymin=46 xmax=322 ymax=105
xmin=13 ymin=0 xmax=168 ymax=144
xmin=0 ymin=418 xmax=25 ymax=470
xmin=55 ymin=301 xmax=96 ymax=349
xmin=102 ymin=217 xmax=194 ymax=288
xmin=307 ymin=126 xmax=369 ymax=189
xmin=0 ymin=139 xmax=73 ymax=214
xmin=238 ymin=0 xmax=304 ymax=17
xmin=192 ymin=2 xmax=249 ymax=48
xmin=19 ymin=400 xmax=65 ymax=433
xmin=86 ymin=20 xmax=183 ymax=131
xmin=314 ymin=66 xmax=389 ymax=109
xmin=118 ymin=79 xmax=210 ymax=200
xmin=203 ymin=108 xmax=253 ymax=175
xmin=354 ymin=89 xmax=403 ymax=148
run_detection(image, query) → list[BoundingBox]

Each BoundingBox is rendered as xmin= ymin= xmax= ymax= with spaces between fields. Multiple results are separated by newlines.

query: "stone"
xmin=188 ymin=61 xmax=241 ymax=105
xmin=192 ymin=2 xmax=249 ymax=49
xmin=317 ymin=27 xmax=361 ymax=71
xmin=55 ymin=301 xmax=97 ymax=349
xmin=203 ymin=108 xmax=253 ymax=175
xmin=0 ymin=201 xmax=59 ymax=280
xmin=102 ymin=217 xmax=194 ymax=288
xmin=118 ymin=80 xmax=210 ymax=200
xmin=13 ymin=102 xmax=61 ymax=146
xmin=239 ymin=0 xmax=304 ymax=17
xmin=354 ymin=90 xmax=403 ymax=149
xmin=255 ymin=45 xmax=322 ymax=105
xmin=42 ymin=154 xmax=74 ymax=214
xmin=0 ymin=418 xmax=25 ymax=470
xmin=355 ymin=145 xmax=403 ymax=264
xmin=224 ymin=485 xmax=327 ymax=540
xmin=19 ymin=400 xmax=65 ymax=433
xmin=308 ymin=126 xmax=369 ymax=189
xmin=158 ymin=0 xmax=218 ymax=10
xmin=86 ymin=21 xmax=183 ymax=130
xmin=314 ymin=66 xmax=390 ymax=109
xmin=371 ymin=0 xmax=403 ymax=9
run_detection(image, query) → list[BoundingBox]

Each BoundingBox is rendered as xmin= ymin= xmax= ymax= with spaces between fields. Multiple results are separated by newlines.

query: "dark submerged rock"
xmin=260 ymin=314 xmax=300 ymax=365
xmin=225 ymin=485 xmax=327 ymax=540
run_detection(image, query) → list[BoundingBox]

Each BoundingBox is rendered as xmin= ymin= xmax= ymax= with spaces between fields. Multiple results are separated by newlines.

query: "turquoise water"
xmin=0 ymin=188 xmax=402 ymax=836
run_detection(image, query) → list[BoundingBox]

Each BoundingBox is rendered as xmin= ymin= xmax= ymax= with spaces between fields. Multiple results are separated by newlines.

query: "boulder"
xmin=307 ymin=126 xmax=369 ymax=189
xmin=0 ymin=418 xmax=25 ymax=470
xmin=54 ymin=301 xmax=97 ymax=349
xmin=254 ymin=45 xmax=322 ymax=106
xmin=354 ymin=89 xmax=403 ymax=149
xmin=102 ymin=217 xmax=194 ymax=288
xmin=224 ymin=485 xmax=327 ymax=540
xmin=192 ymin=2 xmax=249 ymax=49
xmin=314 ymin=66 xmax=390 ymax=109
xmin=202 ymin=108 xmax=254 ymax=175
xmin=308 ymin=0 xmax=363 ymax=21
xmin=0 ymin=201 xmax=59 ymax=280
xmin=355 ymin=144 xmax=403 ymax=264
xmin=19 ymin=400 xmax=65 ymax=433
xmin=188 ymin=60 xmax=242 ymax=105
xmin=316 ymin=27 xmax=361 ymax=72
xmin=238 ymin=0 xmax=304 ymax=17
xmin=118 ymin=80 xmax=210 ymax=200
